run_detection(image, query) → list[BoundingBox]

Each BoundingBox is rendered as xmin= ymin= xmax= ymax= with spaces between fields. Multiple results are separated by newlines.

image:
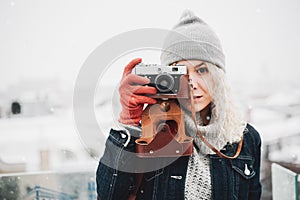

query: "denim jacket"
xmin=96 ymin=124 xmax=262 ymax=200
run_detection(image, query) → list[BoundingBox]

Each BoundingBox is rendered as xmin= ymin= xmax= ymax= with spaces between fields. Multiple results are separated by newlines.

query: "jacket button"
xmin=140 ymin=190 xmax=144 ymax=194
xmin=244 ymin=164 xmax=251 ymax=175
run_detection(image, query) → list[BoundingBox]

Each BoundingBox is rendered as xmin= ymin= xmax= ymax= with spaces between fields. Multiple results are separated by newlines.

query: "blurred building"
xmin=0 ymin=78 xmax=72 ymax=118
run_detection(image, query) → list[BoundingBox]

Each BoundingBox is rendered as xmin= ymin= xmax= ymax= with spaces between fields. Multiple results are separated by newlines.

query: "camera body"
xmin=133 ymin=63 xmax=187 ymax=98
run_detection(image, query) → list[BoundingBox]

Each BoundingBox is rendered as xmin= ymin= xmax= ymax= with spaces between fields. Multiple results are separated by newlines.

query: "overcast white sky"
xmin=1 ymin=0 xmax=300 ymax=92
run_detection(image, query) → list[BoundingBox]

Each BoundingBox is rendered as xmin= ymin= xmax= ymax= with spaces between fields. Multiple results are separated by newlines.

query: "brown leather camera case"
xmin=135 ymin=99 xmax=193 ymax=157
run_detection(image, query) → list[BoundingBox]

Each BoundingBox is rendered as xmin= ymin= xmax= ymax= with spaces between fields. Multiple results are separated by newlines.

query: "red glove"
xmin=119 ymin=58 xmax=157 ymax=126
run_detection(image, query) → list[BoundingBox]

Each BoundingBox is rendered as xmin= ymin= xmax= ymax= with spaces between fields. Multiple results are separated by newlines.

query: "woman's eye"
xmin=197 ymin=67 xmax=209 ymax=74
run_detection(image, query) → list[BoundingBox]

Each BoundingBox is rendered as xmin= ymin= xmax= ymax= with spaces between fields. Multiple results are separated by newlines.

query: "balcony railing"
xmin=0 ymin=170 xmax=97 ymax=200
xmin=272 ymin=163 xmax=299 ymax=200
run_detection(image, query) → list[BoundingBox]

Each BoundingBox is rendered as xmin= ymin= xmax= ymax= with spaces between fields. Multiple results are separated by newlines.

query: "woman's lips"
xmin=192 ymin=95 xmax=203 ymax=102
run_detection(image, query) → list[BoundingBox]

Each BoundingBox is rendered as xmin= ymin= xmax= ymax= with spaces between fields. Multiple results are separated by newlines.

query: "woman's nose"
xmin=188 ymin=75 xmax=198 ymax=90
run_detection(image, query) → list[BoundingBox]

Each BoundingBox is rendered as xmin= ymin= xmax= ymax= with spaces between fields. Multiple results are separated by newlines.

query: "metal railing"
xmin=0 ymin=170 xmax=97 ymax=200
xmin=23 ymin=186 xmax=75 ymax=200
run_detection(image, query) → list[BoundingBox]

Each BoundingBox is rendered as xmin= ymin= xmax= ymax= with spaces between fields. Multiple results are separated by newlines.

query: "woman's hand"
xmin=119 ymin=58 xmax=157 ymax=126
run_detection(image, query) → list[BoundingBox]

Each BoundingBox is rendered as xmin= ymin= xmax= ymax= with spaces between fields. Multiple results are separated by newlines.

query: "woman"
xmin=96 ymin=10 xmax=262 ymax=200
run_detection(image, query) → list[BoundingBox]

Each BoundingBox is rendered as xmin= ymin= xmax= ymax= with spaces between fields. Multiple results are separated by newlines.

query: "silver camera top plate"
xmin=133 ymin=63 xmax=187 ymax=75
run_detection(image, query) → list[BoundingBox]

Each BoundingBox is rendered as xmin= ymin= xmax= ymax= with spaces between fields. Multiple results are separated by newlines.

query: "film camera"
xmin=133 ymin=63 xmax=193 ymax=158
xmin=133 ymin=63 xmax=187 ymax=98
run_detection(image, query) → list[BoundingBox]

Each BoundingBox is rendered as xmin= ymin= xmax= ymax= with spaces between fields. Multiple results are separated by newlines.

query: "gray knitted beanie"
xmin=160 ymin=10 xmax=225 ymax=71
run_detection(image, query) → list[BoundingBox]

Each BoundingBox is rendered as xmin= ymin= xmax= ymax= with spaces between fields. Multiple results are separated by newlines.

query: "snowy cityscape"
xmin=1 ymin=0 xmax=300 ymax=199
xmin=0 ymin=78 xmax=300 ymax=199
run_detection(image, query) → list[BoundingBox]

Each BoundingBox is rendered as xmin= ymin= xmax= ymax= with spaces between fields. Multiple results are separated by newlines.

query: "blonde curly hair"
xmin=184 ymin=62 xmax=246 ymax=154
xmin=205 ymin=62 xmax=246 ymax=143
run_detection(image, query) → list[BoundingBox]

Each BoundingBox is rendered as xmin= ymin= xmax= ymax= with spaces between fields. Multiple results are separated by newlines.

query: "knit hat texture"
xmin=160 ymin=10 xmax=225 ymax=71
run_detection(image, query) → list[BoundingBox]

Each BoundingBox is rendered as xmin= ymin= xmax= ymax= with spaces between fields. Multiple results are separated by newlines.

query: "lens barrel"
xmin=154 ymin=73 xmax=175 ymax=93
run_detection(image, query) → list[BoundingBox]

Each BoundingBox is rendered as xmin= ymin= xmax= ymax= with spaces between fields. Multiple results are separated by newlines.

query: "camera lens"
xmin=154 ymin=73 xmax=175 ymax=93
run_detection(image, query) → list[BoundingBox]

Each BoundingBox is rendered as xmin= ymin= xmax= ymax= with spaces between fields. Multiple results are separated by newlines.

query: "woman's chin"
xmin=179 ymin=103 xmax=202 ymax=113
xmin=182 ymin=101 xmax=210 ymax=113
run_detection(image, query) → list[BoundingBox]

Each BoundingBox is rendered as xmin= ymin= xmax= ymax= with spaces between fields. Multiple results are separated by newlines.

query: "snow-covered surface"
xmin=1 ymin=84 xmax=300 ymax=172
xmin=269 ymin=145 xmax=300 ymax=164
xmin=251 ymin=108 xmax=300 ymax=142
xmin=248 ymin=89 xmax=300 ymax=164
xmin=0 ymin=108 xmax=98 ymax=172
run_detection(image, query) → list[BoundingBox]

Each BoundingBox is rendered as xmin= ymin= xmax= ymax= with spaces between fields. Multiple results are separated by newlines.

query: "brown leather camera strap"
xmin=189 ymin=84 xmax=243 ymax=159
